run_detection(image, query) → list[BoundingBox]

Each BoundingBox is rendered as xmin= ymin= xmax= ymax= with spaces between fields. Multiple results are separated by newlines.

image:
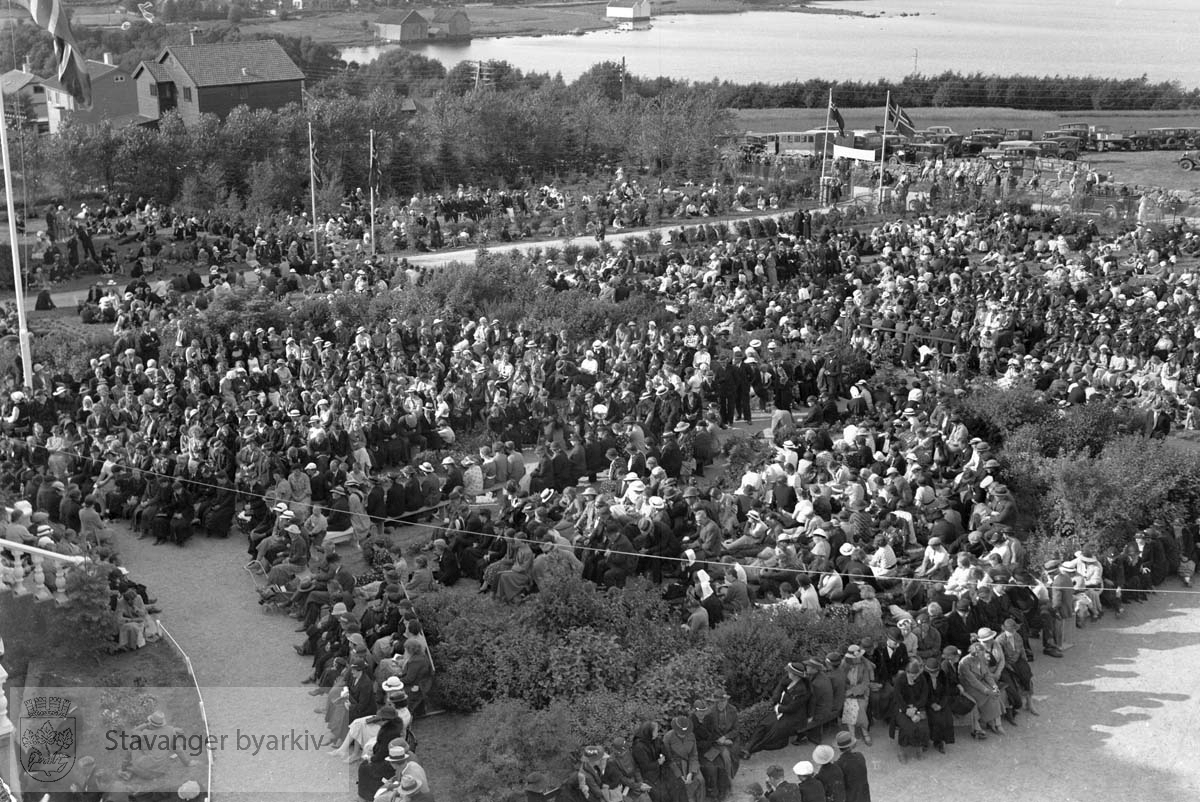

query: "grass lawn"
xmin=732 ymin=107 xmax=1200 ymax=194
xmin=12 ymin=632 xmax=210 ymax=800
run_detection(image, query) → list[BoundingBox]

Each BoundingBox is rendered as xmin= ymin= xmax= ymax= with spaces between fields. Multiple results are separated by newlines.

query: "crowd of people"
xmin=4 ymin=176 xmax=1200 ymax=801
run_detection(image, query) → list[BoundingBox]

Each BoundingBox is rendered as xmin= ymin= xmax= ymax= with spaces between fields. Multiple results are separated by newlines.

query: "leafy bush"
xmin=710 ymin=607 xmax=884 ymax=709
xmin=412 ymin=589 xmax=516 ymax=712
xmin=31 ymin=329 xmax=118 ymax=376
xmin=632 ymin=647 xmax=723 ymax=722
xmin=732 ymin=699 xmax=775 ymax=746
xmin=955 ymin=383 xmax=1054 ymax=447
xmin=550 ymin=691 xmax=661 ymax=756
xmin=546 ymin=627 xmax=637 ymax=700
xmin=772 ymin=610 xmax=884 ymax=661
xmin=458 ymin=700 xmax=577 ymax=802
xmin=494 ymin=629 xmax=556 ymax=709
xmin=709 ymin=613 xmax=792 ymax=708
xmin=55 ymin=563 xmax=120 ymax=659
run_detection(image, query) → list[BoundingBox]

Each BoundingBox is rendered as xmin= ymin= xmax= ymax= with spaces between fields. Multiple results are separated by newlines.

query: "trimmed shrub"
xmin=732 ymin=699 xmax=775 ymax=747
xmin=546 ymin=627 xmax=637 ymax=700
xmin=458 ymin=700 xmax=577 ymax=802
xmin=709 ymin=613 xmax=792 ymax=708
xmin=632 ymin=647 xmax=723 ymax=722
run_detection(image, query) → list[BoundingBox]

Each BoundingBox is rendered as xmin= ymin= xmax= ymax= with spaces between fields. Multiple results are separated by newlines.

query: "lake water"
xmin=340 ymin=0 xmax=1200 ymax=85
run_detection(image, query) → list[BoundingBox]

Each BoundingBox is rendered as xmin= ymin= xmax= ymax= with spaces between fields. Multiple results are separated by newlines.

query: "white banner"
xmin=833 ymin=144 xmax=878 ymax=162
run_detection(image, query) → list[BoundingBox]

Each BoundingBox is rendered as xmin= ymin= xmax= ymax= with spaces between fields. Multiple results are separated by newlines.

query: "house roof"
xmin=1 ymin=69 xmax=41 ymax=95
xmin=607 ymin=0 xmax=640 ymax=7
xmin=133 ymin=60 xmax=172 ymax=83
xmin=159 ymin=41 xmax=305 ymax=88
xmin=430 ymin=8 xmax=465 ymax=22
xmin=376 ymin=9 xmax=426 ymax=26
xmin=42 ymin=60 xmax=123 ymax=93
xmin=107 ymin=112 xmax=159 ymax=129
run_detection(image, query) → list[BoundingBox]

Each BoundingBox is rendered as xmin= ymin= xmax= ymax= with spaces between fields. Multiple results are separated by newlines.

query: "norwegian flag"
xmin=887 ymin=99 xmax=916 ymax=137
xmin=16 ymin=0 xmax=92 ymax=107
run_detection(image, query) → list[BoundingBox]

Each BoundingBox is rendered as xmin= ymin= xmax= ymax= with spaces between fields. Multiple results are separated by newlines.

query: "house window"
xmin=183 ymin=87 xmax=192 ymax=102
xmin=150 ymin=84 xmax=158 ymax=97
xmin=114 ymin=76 xmax=126 ymax=83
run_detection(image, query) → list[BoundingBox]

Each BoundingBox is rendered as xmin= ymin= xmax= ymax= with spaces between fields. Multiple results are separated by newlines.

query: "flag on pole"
xmin=886 ymin=99 xmax=916 ymax=137
xmin=369 ymin=134 xmax=383 ymax=192
xmin=309 ymin=135 xmax=322 ymax=188
xmin=138 ymin=1 xmax=156 ymax=22
xmin=829 ymin=98 xmax=845 ymax=138
xmin=16 ymin=0 xmax=92 ymax=108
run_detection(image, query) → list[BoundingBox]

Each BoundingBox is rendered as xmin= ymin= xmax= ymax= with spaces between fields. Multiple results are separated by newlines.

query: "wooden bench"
xmin=322 ymin=528 xmax=357 ymax=549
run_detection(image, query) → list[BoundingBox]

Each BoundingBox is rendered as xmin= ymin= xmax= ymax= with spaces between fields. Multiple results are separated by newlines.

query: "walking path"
xmin=114 ymin=527 xmax=357 ymax=801
xmin=111 ymin=474 xmax=1200 ymax=802
xmin=736 ymin=587 xmax=1200 ymax=802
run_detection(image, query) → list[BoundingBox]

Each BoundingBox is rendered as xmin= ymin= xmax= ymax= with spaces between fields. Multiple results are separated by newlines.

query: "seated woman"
xmin=494 ymin=539 xmax=534 ymax=604
xmin=116 ymin=589 xmax=148 ymax=652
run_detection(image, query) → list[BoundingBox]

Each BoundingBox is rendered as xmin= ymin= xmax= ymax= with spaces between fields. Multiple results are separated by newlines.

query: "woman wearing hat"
xmin=958 ymin=641 xmax=1005 ymax=735
xmin=493 ymin=535 xmax=535 ymax=604
xmin=662 ymin=716 xmax=702 ymax=802
xmin=840 ymin=645 xmax=874 ymax=746
xmin=631 ymin=721 xmax=682 ymax=802
xmin=892 ymin=658 xmax=931 ymax=762
xmin=744 ymin=662 xmax=815 ymax=756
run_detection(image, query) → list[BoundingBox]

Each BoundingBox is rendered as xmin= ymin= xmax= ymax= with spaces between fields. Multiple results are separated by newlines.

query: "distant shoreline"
xmin=300 ymin=1 xmax=876 ymax=51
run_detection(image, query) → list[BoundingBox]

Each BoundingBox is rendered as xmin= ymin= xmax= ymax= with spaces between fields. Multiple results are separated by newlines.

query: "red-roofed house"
xmin=133 ymin=40 xmax=306 ymax=125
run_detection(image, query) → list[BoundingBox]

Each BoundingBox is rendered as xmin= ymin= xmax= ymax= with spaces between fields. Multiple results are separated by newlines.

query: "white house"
xmin=606 ymin=0 xmax=651 ymax=21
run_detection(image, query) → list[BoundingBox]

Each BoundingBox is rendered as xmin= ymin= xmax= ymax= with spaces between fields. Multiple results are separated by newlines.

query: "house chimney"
xmin=21 ymin=59 xmax=30 ymax=74
xmin=241 ymin=67 xmax=248 ymax=77
xmin=103 ymin=52 xmax=114 ymax=66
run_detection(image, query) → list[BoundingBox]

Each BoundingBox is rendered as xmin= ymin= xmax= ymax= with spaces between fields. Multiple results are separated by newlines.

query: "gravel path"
xmin=733 ymin=586 xmax=1200 ymax=802
xmin=115 ymin=527 xmax=358 ymax=801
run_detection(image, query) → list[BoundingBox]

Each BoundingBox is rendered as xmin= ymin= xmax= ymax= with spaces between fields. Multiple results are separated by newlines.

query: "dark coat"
xmin=837 ymin=751 xmax=871 ymax=802
xmin=815 ymin=762 xmax=846 ymax=802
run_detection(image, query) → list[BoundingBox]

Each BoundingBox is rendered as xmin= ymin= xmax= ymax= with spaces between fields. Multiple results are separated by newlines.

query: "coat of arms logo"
xmin=19 ymin=696 xmax=76 ymax=782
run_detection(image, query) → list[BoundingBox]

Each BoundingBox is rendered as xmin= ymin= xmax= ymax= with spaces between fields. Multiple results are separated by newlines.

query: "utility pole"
xmin=620 ymin=56 xmax=626 ymax=102
xmin=913 ymin=49 xmax=918 ymax=75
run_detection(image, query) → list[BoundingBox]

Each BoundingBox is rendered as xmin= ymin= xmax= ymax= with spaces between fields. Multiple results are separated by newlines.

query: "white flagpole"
xmin=369 ymin=128 xmax=377 ymax=256
xmin=878 ymin=91 xmax=890 ymax=211
xmin=819 ymin=88 xmax=832 ymax=200
xmin=1 ymin=93 xmax=33 ymax=389
xmin=308 ymin=121 xmax=320 ymax=258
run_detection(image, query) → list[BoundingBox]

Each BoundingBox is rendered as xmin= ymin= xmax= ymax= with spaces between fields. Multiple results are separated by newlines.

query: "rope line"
xmin=9 ymin=438 xmax=1200 ymax=595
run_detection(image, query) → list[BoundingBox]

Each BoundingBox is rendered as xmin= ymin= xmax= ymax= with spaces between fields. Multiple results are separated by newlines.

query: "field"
xmin=732 ymin=106 xmax=1200 ymax=137
xmin=734 ymin=106 xmax=1200 ymax=192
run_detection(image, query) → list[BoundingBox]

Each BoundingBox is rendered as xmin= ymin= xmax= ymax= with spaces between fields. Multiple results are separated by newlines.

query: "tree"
xmin=53 ymin=563 xmax=120 ymax=661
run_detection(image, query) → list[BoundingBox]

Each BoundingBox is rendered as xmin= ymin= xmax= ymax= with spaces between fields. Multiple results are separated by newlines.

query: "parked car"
xmin=1039 ymin=135 xmax=1082 ymax=160
xmin=1089 ymin=126 xmax=1131 ymax=151
xmin=1180 ymin=151 xmax=1197 ymax=171
xmin=1145 ymin=127 xmax=1200 ymax=150
xmin=891 ymin=142 xmax=948 ymax=163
